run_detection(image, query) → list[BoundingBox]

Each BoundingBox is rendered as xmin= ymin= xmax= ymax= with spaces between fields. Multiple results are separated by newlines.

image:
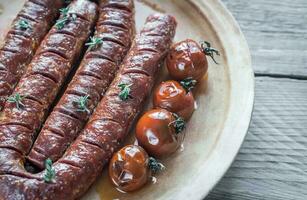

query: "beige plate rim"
xmin=184 ymin=0 xmax=254 ymax=199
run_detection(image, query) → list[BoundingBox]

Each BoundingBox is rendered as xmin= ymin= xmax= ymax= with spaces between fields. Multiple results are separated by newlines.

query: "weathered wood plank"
xmin=221 ymin=0 xmax=307 ymax=77
xmin=207 ymin=77 xmax=307 ymax=200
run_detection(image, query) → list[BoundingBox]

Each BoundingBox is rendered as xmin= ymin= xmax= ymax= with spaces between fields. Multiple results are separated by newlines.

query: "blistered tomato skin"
xmin=136 ymin=108 xmax=183 ymax=158
xmin=153 ymin=80 xmax=195 ymax=120
xmin=109 ymin=145 xmax=150 ymax=192
xmin=166 ymin=39 xmax=208 ymax=81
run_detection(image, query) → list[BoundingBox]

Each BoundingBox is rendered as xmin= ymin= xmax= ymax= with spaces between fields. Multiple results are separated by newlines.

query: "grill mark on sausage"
xmin=45 ymin=126 xmax=65 ymax=138
xmin=0 ymin=145 xmax=24 ymax=158
xmin=100 ymin=1 xmax=134 ymax=12
xmin=37 ymin=32 xmax=79 ymax=60
xmin=23 ymin=96 xmax=44 ymax=107
xmin=98 ymin=21 xmax=127 ymax=30
xmin=77 ymin=70 xmax=104 ymax=81
xmin=101 ymin=37 xmax=126 ymax=48
xmin=17 ymin=13 xmax=39 ymax=23
xmin=58 ymin=159 xmax=82 ymax=170
xmin=28 ymin=0 xmax=48 ymax=8
xmin=85 ymin=53 xmax=116 ymax=63
xmin=38 ymin=49 xmax=68 ymax=61
xmin=55 ymin=106 xmax=84 ymax=122
xmin=0 ymin=122 xmax=33 ymax=133
xmin=138 ymin=47 xmax=160 ymax=54
xmin=29 ymin=71 xmax=59 ymax=84
xmin=53 ymin=29 xmax=76 ymax=38
xmin=122 ymin=69 xmax=151 ymax=77
xmin=79 ymin=138 xmax=105 ymax=152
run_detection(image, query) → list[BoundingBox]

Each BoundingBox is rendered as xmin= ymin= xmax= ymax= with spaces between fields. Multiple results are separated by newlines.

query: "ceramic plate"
xmin=0 ymin=0 xmax=254 ymax=199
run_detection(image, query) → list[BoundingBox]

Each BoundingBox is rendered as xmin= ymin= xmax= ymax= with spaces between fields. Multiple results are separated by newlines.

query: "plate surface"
xmin=0 ymin=0 xmax=254 ymax=199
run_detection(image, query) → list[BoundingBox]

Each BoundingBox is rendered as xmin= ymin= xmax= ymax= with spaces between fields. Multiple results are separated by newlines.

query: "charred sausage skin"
xmin=28 ymin=0 xmax=135 ymax=169
xmin=0 ymin=13 xmax=176 ymax=200
xmin=0 ymin=0 xmax=98 ymax=175
xmin=0 ymin=0 xmax=64 ymax=110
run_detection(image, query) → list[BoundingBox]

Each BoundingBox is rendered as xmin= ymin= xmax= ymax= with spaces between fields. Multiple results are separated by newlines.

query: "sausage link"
xmin=0 ymin=0 xmax=64 ymax=110
xmin=47 ymin=13 xmax=177 ymax=199
xmin=28 ymin=0 xmax=135 ymax=169
xmin=0 ymin=0 xmax=98 ymax=175
xmin=0 ymin=13 xmax=176 ymax=200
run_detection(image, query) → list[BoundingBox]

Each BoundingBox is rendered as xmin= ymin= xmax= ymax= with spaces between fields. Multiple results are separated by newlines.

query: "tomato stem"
xmin=169 ymin=113 xmax=186 ymax=134
xmin=148 ymin=157 xmax=165 ymax=173
xmin=201 ymin=41 xmax=220 ymax=64
xmin=180 ymin=78 xmax=197 ymax=92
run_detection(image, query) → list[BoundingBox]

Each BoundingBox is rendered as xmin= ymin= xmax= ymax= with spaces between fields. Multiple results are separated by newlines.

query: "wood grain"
xmin=207 ymin=77 xmax=307 ymax=200
xmin=221 ymin=0 xmax=307 ymax=77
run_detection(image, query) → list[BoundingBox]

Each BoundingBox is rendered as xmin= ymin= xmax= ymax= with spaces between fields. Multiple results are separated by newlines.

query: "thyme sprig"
xmin=55 ymin=7 xmax=76 ymax=30
xmin=201 ymin=41 xmax=220 ymax=64
xmin=7 ymin=93 xmax=24 ymax=110
xmin=16 ymin=20 xmax=31 ymax=30
xmin=76 ymin=95 xmax=90 ymax=112
xmin=44 ymin=158 xmax=55 ymax=183
xmin=118 ymin=83 xmax=132 ymax=101
xmin=169 ymin=113 xmax=186 ymax=134
xmin=180 ymin=78 xmax=197 ymax=92
xmin=85 ymin=36 xmax=103 ymax=51
xmin=55 ymin=17 xmax=69 ymax=30
xmin=148 ymin=157 xmax=165 ymax=173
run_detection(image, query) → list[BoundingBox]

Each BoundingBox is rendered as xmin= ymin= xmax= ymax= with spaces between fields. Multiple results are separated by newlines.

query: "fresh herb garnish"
xmin=76 ymin=95 xmax=89 ymax=112
xmin=16 ymin=20 xmax=31 ymax=30
xmin=85 ymin=36 xmax=103 ymax=50
xmin=55 ymin=17 xmax=69 ymax=30
xmin=7 ymin=93 xmax=24 ymax=110
xmin=44 ymin=158 xmax=55 ymax=183
xmin=180 ymin=78 xmax=197 ymax=92
xmin=148 ymin=157 xmax=165 ymax=173
xmin=55 ymin=7 xmax=76 ymax=30
xmin=59 ymin=7 xmax=69 ymax=16
xmin=169 ymin=114 xmax=186 ymax=134
xmin=118 ymin=83 xmax=132 ymax=101
xmin=201 ymin=41 xmax=220 ymax=64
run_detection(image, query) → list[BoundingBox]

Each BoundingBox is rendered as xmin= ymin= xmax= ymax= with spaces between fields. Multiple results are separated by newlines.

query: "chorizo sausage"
xmin=0 ymin=0 xmax=98 ymax=175
xmin=28 ymin=0 xmax=135 ymax=169
xmin=0 ymin=13 xmax=176 ymax=200
xmin=0 ymin=0 xmax=64 ymax=110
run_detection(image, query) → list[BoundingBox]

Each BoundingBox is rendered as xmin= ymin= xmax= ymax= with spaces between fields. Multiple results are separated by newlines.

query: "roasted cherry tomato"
xmin=109 ymin=145 xmax=163 ymax=192
xmin=153 ymin=80 xmax=195 ymax=120
xmin=136 ymin=109 xmax=185 ymax=158
xmin=166 ymin=39 xmax=219 ymax=81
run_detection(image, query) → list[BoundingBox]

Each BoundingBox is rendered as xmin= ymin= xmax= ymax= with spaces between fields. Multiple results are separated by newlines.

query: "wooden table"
xmin=207 ymin=0 xmax=307 ymax=199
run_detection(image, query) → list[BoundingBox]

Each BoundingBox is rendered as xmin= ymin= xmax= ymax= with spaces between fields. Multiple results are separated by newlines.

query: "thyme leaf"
xmin=180 ymin=78 xmax=197 ymax=92
xmin=201 ymin=41 xmax=220 ymax=64
xmin=44 ymin=158 xmax=55 ymax=183
xmin=85 ymin=36 xmax=103 ymax=50
xmin=55 ymin=7 xmax=76 ymax=30
xmin=55 ymin=17 xmax=68 ymax=30
xmin=59 ymin=7 xmax=69 ymax=16
xmin=16 ymin=20 xmax=31 ymax=30
xmin=118 ymin=83 xmax=132 ymax=101
xmin=7 ymin=93 xmax=24 ymax=110
xmin=76 ymin=95 xmax=89 ymax=112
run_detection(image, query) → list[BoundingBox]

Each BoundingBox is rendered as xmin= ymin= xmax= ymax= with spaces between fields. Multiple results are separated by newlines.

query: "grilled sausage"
xmin=28 ymin=0 xmax=135 ymax=169
xmin=0 ymin=0 xmax=98 ymax=175
xmin=0 ymin=13 xmax=176 ymax=200
xmin=0 ymin=0 xmax=64 ymax=110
